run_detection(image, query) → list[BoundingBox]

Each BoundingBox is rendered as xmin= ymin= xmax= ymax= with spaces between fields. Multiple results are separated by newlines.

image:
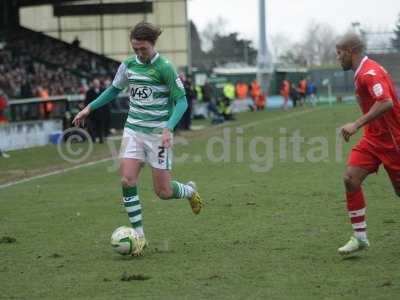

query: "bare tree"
xmin=200 ymin=17 xmax=227 ymax=51
xmin=270 ymin=33 xmax=292 ymax=61
xmin=276 ymin=21 xmax=339 ymax=66
xmin=301 ymin=21 xmax=338 ymax=66
xmin=392 ymin=13 xmax=400 ymax=51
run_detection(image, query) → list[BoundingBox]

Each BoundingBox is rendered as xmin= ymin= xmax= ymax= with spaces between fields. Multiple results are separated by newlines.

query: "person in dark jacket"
xmin=84 ymin=78 xmax=108 ymax=143
xmin=290 ymin=83 xmax=300 ymax=108
xmin=179 ymin=75 xmax=195 ymax=131
xmin=202 ymin=80 xmax=222 ymax=118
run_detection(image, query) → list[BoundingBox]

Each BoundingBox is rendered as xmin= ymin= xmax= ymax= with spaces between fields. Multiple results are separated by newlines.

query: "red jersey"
xmin=354 ymin=56 xmax=400 ymax=150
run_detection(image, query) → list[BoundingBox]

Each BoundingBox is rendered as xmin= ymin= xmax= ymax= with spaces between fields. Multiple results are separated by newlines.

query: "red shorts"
xmin=347 ymin=138 xmax=400 ymax=183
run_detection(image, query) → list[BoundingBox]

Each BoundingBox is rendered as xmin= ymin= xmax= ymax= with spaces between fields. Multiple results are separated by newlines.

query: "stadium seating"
xmin=0 ymin=26 xmax=118 ymax=99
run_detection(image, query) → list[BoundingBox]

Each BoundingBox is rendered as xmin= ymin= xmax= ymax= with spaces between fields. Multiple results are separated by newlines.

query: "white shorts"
xmin=120 ymin=127 xmax=172 ymax=170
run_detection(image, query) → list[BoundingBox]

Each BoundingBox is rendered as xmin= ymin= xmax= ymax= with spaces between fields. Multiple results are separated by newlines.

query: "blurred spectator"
xmin=306 ymin=81 xmax=317 ymax=106
xmin=298 ymin=78 xmax=307 ymax=106
xmin=0 ymin=89 xmax=9 ymax=123
xmin=250 ymin=79 xmax=261 ymax=102
xmin=255 ymin=93 xmax=266 ymax=111
xmin=290 ymin=83 xmax=300 ymax=108
xmin=218 ymin=96 xmax=234 ymax=121
xmin=223 ymin=82 xmax=235 ymax=101
xmin=85 ymin=78 xmax=107 ymax=143
xmin=235 ymin=81 xmax=249 ymax=99
xmin=37 ymin=85 xmax=49 ymax=100
xmin=20 ymin=79 xmax=33 ymax=98
xmin=72 ymin=36 xmax=81 ymax=48
xmin=0 ymin=89 xmax=10 ymax=158
xmin=179 ymin=74 xmax=195 ymax=131
xmin=202 ymin=80 xmax=213 ymax=103
xmin=202 ymin=80 xmax=221 ymax=118
xmin=37 ymin=85 xmax=52 ymax=119
xmin=280 ymin=79 xmax=290 ymax=109
xmin=195 ymin=85 xmax=203 ymax=102
xmin=79 ymin=79 xmax=89 ymax=95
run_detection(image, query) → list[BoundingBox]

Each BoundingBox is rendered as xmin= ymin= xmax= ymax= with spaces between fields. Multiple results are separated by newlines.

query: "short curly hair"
xmin=130 ymin=21 xmax=162 ymax=44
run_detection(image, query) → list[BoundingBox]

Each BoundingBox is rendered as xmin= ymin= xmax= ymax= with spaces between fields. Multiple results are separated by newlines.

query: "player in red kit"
xmin=336 ymin=33 xmax=400 ymax=255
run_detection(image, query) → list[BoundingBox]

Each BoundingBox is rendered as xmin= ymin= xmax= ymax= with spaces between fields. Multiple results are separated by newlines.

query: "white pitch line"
xmin=0 ymin=157 xmax=113 ymax=190
xmin=241 ymin=107 xmax=321 ymax=129
xmin=0 ymin=106 xmax=326 ymax=190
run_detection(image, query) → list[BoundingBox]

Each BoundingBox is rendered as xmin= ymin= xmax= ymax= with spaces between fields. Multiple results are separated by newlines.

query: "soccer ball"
xmin=110 ymin=226 xmax=139 ymax=255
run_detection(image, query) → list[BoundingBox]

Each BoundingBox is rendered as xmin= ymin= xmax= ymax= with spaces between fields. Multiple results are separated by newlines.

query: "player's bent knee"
xmin=343 ymin=173 xmax=353 ymax=187
xmin=343 ymin=172 xmax=359 ymax=191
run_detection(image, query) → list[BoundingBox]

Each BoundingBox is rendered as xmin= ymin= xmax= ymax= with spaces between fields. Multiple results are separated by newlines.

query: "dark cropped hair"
xmin=130 ymin=22 xmax=162 ymax=44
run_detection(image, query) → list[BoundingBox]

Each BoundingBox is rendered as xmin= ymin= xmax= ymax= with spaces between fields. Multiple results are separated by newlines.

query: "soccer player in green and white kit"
xmin=73 ymin=22 xmax=203 ymax=256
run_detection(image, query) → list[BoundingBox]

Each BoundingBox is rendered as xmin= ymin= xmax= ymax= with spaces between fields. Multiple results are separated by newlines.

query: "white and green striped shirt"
xmin=112 ymin=53 xmax=185 ymax=133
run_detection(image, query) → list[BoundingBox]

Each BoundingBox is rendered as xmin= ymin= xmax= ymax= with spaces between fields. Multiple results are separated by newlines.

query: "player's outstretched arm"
xmin=72 ymin=105 xmax=91 ymax=127
xmin=88 ymin=85 xmax=122 ymax=111
xmin=72 ymin=85 xmax=122 ymax=127
xmin=341 ymin=100 xmax=393 ymax=142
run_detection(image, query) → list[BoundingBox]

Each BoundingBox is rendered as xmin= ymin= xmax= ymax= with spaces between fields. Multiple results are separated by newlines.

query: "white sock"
xmin=172 ymin=181 xmax=195 ymax=199
xmin=135 ymin=227 xmax=144 ymax=237
xmin=354 ymin=231 xmax=367 ymax=240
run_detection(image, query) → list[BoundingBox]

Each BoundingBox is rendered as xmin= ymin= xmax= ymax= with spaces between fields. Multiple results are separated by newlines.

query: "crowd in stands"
xmin=0 ymin=49 xmax=82 ymax=98
xmin=0 ymin=27 xmax=118 ymax=99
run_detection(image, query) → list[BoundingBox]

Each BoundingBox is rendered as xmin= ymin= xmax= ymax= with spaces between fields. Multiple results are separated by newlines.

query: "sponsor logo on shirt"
xmin=372 ymin=83 xmax=383 ymax=97
xmin=130 ymin=86 xmax=153 ymax=101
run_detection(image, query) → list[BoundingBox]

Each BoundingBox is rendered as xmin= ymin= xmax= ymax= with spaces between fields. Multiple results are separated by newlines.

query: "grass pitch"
xmin=1 ymin=104 xmax=400 ymax=299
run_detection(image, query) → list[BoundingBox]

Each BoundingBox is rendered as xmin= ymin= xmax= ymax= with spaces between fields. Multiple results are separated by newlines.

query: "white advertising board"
xmin=0 ymin=120 xmax=63 ymax=151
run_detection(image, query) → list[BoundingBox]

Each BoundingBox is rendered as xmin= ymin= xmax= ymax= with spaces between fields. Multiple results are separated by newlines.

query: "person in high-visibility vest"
xmin=218 ymin=95 xmax=234 ymax=120
xmin=223 ymin=82 xmax=235 ymax=100
xmin=195 ymin=85 xmax=203 ymax=102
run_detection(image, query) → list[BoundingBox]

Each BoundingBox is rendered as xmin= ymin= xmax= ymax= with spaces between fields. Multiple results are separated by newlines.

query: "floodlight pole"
xmin=257 ymin=0 xmax=272 ymax=94
xmin=185 ymin=0 xmax=192 ymax=74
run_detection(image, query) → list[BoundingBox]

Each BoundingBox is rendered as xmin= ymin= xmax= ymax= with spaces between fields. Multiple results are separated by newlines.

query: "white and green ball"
xmin=110 ymin=226 xmax=139 ymax=255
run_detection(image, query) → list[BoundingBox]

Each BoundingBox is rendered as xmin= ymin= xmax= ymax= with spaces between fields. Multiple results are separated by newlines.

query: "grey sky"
xmin=188 ymin=0 xmax=400 ymax=46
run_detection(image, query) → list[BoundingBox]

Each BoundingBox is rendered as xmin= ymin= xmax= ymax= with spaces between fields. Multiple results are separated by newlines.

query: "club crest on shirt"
xmin=372 ymin=83 xmax=383 ymax=97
